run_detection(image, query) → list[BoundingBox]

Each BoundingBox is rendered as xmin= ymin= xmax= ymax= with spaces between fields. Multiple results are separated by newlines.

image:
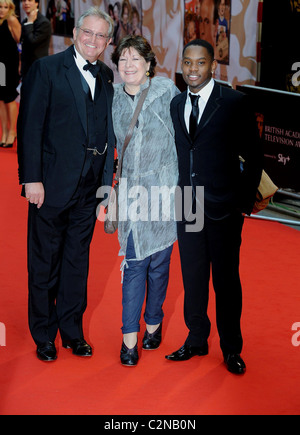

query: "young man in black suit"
xmin=165 ymin=40 xmax=263 ymax=374
xmin=17 ymin=7 xmax=115 ymax=362
xmin=20 ymin=0 xmax=51 ymax=77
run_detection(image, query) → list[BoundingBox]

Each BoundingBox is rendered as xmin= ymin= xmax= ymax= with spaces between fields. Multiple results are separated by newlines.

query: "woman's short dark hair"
xmin=111 ymin=35 xmax=157 ymax=78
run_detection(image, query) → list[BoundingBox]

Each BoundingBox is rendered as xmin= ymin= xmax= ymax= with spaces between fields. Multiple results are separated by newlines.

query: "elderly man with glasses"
xmin=17 ymin=7 xmax=115 ymax=362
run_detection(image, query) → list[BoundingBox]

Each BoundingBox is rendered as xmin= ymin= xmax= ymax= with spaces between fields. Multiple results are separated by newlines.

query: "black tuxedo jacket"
xmin=21 ymin=11 xmax=51 ymax=77
xmin=171 ymin=82 xmax=263 ymax=220
xmin=17 ymin=45 xmax=115 ymax=208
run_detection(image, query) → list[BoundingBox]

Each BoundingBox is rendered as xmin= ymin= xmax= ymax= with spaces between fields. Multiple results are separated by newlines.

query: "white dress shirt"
xmin=73 ymin=47 xmax=97 ymax=99
xmin=184 ymin=78 xmax=215 ymax=133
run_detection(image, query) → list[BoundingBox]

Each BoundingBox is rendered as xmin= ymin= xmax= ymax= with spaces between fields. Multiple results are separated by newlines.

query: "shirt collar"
xmin=73 ymin=46 xmax=97 ymax=71
xmin=187 ymin=78 xmax=215 ymax=104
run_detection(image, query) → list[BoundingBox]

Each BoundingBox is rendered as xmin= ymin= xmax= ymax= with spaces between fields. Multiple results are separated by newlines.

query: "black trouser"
xmin=27 ymin=169 xmax=99 ymax=346
xmin=177 ymin=212 xmax=244 ymax=357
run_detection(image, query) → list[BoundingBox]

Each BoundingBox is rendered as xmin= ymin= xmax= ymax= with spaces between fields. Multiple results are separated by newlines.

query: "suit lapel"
xmin=176 ymin=84 xmax=223 ymax=142
xmin=64 ymin=48 xmax=113 ymax=142
xmin=64 ymin=47 xmax=88 ymax=137
xmin=197 ymin=83 xmax=222 ymax=134
xmin=97 ymin=64 xmax=114 ymax=137
xmin=176 ymin=91 xmax=190 ymax=139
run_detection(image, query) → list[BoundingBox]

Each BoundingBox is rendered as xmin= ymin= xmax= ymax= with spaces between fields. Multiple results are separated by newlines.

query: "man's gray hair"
xmin=76 ymin=7 xmax=114 ymax=39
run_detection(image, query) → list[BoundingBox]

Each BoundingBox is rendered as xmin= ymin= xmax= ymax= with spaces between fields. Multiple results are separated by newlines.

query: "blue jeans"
xmin=122 ymin=232 xmax=173 ymax=334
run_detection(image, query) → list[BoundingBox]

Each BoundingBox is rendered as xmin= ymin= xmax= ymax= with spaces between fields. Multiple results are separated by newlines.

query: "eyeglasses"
xmin=79 ymin=28 xmax=109 ymax=40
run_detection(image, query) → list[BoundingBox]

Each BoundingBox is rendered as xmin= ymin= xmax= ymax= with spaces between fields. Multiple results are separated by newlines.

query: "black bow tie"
xmin=83 ymin=60 xmax=100 ymax=78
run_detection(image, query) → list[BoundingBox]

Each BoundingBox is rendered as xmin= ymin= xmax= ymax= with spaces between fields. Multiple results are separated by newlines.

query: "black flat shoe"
xmin=62 ymin=338 xmax=92 ymax=357
xmin=120 ymin=341 xmax=139 ymax=366
xmin=165 ymin=343 xmax=208 ymax=361
xmin=142 ymin=323 xmax=162 ymax=350
xmin=224 ymin=354 xmax=246 ymax=374
xmin=36 ymin=341 xmax=57 ymax=362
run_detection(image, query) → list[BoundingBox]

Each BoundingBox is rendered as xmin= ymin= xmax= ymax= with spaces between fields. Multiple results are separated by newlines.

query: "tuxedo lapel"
xmin=97 ymin=64 xmax=114 ymax=137
xmin=64 ymin=47 xmax=88 ymax=137
xmin=176 ymin=91 xmax=190 ymax=140
xmin=197 ymin=84 xmax=222 ymax=134
xmin=175 ymin=85 xmax=223 ymax=143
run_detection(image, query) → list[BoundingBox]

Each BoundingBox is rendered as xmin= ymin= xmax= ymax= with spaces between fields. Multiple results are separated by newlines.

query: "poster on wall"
xmin=184 ymin=0 xmax=231 ymax=65
xmin=39 ymin=0 xmax=258 ymax=87
xmin=103 ymin=1 xmax=143 ymax=46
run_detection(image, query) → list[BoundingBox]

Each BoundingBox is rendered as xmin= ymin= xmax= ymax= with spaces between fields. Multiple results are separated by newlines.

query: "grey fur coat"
xmin=112 ymin=76 xmax=180 ymax=261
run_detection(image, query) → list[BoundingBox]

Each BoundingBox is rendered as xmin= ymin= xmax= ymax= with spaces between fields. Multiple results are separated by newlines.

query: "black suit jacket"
xmin=21 ymin=11 xmax=51 ymax=77
xmin=171 ymin=82 xmax=263 ymax=220
xmin=17 ymin=45 xmax=115 ymax=208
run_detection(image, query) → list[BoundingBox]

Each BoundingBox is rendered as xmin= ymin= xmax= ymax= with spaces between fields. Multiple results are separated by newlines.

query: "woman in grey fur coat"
xmin=111 ymin=35 xmax=180 ymax=366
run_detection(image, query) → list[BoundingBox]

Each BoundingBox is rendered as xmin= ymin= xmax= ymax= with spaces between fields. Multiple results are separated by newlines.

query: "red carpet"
xmin=1 ymin=143 xmax=300 ymax=416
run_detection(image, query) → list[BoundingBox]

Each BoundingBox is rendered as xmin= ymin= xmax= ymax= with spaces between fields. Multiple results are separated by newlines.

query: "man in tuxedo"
xmin=165 ymin=40 xmax=263 ymax=374
xmin=17 ymin=7 xmax=115 ymax=361
xmin=21 ymin=0 xmax=51 ymax=78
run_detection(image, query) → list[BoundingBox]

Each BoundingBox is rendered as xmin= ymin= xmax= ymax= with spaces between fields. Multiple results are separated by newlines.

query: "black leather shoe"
xmin=62 ymin=338 xmax=92 ymax=357
xmin=165 ymin=343 xmax=208 ymax=361
xmin=142 ymin=323 xmax=162 ymax=350
xmin=36 ymin=341 xmax=57 ymax=362
xmin=120 ymin=341 xmax=139 ymax=366
xmin=224 ymin=354 xmax=246 ymax=374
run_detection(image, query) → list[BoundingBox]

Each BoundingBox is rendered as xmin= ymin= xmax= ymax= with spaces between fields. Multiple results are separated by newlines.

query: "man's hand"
xmin=27 ymin=8 xmax=38 ymax=23
xmin=25 ymin=183 xmax=45 ymax=209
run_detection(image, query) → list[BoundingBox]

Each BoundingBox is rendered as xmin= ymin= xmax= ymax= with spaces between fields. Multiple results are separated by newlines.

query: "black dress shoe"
xmin=120 ymin=341 xmax=139 ymax=366
xmin=62 ymin=338 xmax=92 ymax=357
xmin=142 ymin=323 xmax=162 ymax=350
xmin=36 ymin=341 xmax=57 ymax=362
xmin=165 ymin=343 xmax=208 ymax=361
xmin=224 ymin=354 xmax=246 ymax=374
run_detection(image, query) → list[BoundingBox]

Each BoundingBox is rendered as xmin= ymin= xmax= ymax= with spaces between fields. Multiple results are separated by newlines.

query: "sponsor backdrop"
xmin=34 ymin=1 xmax=299 ymax=190
xmin=38 ymin=0 xmax=259 ymax=86
xmin=237 ymin=85 xmax=300 ymax=192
